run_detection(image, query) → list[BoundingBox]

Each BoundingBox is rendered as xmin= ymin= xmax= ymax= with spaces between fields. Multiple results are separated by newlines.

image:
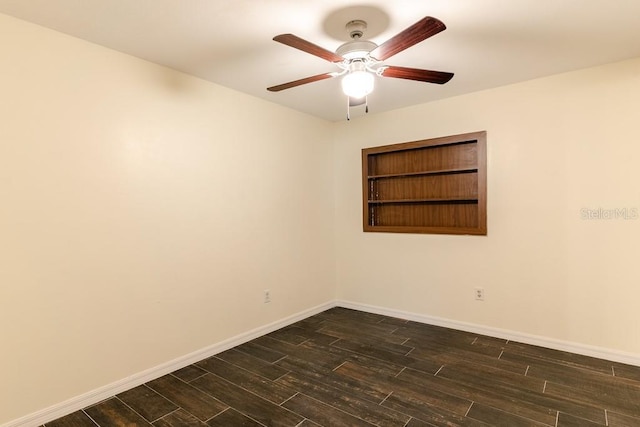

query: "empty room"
xmin=1 ymin=1 xmax=640 ymax=426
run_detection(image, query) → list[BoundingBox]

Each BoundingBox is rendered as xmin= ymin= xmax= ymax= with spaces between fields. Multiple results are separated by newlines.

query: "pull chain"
xmin=346 ymin=96 xmax=350 ymax=121
xmin=346 ymin=96 xmax=370 ymax=120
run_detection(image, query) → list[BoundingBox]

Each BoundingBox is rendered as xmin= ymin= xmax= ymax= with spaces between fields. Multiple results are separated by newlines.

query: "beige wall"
xmin=333 ymin=57 xmax=640 ymax=355
xmin=0 ymin=14 xmax=335 ymax=423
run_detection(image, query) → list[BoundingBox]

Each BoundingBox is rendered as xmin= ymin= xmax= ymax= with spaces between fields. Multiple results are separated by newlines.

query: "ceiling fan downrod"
xmin=346 ymin=20 xmax=367 ymax=39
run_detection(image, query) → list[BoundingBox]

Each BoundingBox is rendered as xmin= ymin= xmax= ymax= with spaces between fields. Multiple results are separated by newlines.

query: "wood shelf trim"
xmin=368 ymin=167 xmax=478 ymax=179
xmin=367 ymin=197 xmax=478 ymax=204
xmin=363 ymin=224 xmax=487 ymax=235
xmin=364 ymin=135 xmax=479 ymax=154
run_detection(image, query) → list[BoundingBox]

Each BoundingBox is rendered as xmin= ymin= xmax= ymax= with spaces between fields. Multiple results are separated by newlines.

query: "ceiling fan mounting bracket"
xmin=345 ymin=19 xmax=367 ymax=39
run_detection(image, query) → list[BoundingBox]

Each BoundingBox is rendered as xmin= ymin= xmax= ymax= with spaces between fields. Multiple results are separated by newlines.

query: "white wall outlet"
xmin=475 ymin=287 xmax=485 ymax=301
xmin=263 ymin=289 xmax=271 ymax=304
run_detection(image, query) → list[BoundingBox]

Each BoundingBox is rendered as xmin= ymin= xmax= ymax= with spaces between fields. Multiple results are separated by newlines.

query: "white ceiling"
xmin=2 ymin=0 xmax=640 ymax=121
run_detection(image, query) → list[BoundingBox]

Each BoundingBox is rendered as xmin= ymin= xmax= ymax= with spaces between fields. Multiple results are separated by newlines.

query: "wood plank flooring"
xmin=44 ymin=307 xmax=640 ymax=426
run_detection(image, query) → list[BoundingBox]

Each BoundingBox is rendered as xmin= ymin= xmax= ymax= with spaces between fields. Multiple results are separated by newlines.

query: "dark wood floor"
xmin=44 ymin=307 xmax=640 ymax=426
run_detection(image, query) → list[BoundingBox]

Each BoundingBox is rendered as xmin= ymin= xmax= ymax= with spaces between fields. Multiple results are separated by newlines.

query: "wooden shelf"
xmin=362 ymin=131 xmax=487 ymax=235
xmin=368 ymin=167 xmax=478 ymax=180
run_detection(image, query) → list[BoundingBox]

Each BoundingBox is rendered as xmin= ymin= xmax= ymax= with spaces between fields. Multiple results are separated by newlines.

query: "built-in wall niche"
xmin=362 ymin=131 xmax=487 ymax=235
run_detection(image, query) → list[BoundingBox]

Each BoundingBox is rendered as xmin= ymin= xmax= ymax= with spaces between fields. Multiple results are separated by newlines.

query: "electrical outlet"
xmin=474 ymin=287 xmax=485 ymax=301
xmin=263 ymin=289 xmax=271 ymax=304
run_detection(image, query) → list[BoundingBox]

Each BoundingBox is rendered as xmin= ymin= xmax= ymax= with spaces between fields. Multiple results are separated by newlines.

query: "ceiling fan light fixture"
xmin=341 ymin=70 xmax=374 ymax=98
xmin=341 ymin=60 xmax=374 ymax=98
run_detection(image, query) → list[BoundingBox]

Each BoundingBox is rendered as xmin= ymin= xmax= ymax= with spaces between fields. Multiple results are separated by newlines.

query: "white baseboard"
xmin=3 ymin=301 xmax=334 ymax=427
xmin=336 ymin=300 xmax=640 ymax=367
xmin=7 ymin=299 xmax=639 ymax=427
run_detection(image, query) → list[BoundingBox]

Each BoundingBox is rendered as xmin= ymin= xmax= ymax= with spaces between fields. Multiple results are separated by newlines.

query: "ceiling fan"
xmin=267 ymin=16 xmax=454 ymax=115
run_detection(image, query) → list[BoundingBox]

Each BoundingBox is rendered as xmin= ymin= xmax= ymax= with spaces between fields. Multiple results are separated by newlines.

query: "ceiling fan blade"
xmin=369 ymin=17 xmax=446 ymax=61
xmin=267 ymin=72 xmax=337 ymax=92
xmin=273 ymin=34 xmax=343 ymax=63
xmin=380 ymin=66 xmax=454 ymax=84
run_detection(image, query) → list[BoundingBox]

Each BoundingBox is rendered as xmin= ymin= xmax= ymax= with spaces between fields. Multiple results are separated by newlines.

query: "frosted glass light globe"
xmin=341 ymin=71 xmax=374 ymax=98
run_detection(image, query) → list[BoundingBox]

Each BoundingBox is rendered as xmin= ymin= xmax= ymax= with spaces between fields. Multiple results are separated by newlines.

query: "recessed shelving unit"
xmin=362 ymin=131 xmax=487 ymax=235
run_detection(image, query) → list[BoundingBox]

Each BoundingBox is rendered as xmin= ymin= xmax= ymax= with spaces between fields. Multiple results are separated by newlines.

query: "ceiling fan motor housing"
xmin=336 ymin=19 xmax=378 ymax=61
xmin=336 ymin=39 xmax=378 ymax=60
